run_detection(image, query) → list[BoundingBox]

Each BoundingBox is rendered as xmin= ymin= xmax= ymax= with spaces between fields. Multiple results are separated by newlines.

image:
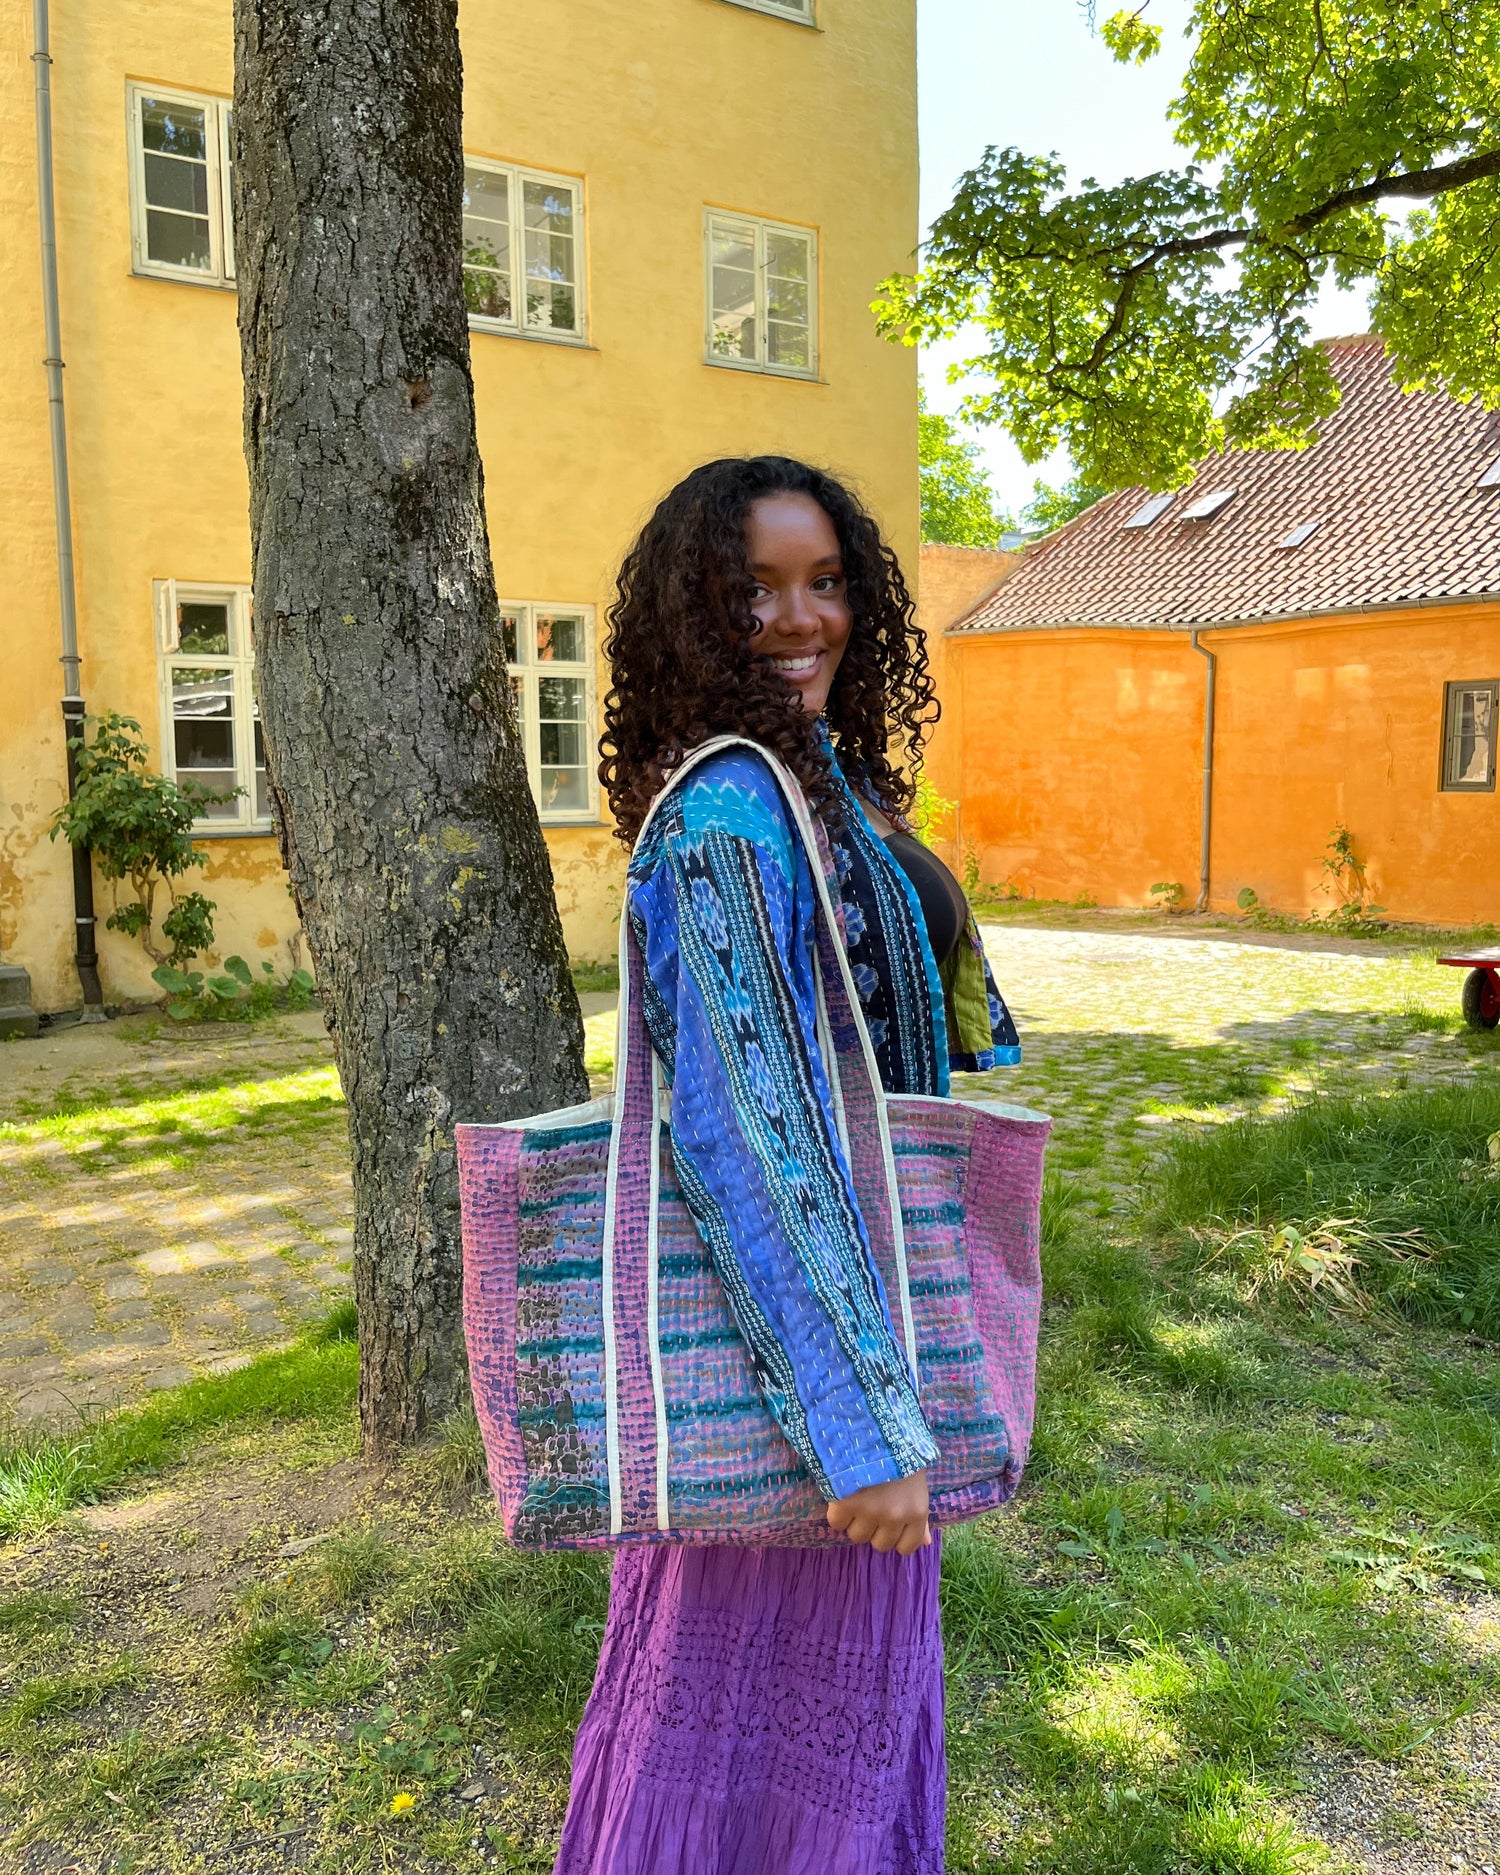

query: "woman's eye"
xmin=812 ymin=575 xmax=844 ymax=593
xmin=750 ymin=582 xmax=773 ymax=601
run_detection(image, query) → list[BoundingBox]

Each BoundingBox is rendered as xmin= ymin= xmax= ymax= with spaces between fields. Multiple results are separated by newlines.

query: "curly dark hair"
xmin=600 ymin=456 xmax=937 ymax=844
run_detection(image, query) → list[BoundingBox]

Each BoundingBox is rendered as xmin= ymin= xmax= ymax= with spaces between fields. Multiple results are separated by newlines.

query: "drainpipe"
xmin=1189 ymin=630 xmax=1217 ymax=913
xmin=33 ymin=0 xmax=103 ymax=1016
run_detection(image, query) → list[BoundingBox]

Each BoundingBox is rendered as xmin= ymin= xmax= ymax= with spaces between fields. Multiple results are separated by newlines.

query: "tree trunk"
xmin=232 ymin=0 xmax=588 ymax=1453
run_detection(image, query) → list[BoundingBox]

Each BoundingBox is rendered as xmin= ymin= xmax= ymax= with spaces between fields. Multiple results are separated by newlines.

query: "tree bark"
xmin=232 ymin=0 xmax=588 ymax=1453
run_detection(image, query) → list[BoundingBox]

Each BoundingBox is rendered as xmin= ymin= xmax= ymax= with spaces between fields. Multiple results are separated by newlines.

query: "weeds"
xmin=1149 ymin=1084 xmax=1500 ymax=1331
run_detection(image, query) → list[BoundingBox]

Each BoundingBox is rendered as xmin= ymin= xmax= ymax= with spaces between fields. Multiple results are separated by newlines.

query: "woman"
xmin=554 ymin=457 xmax=1020 ymax=1875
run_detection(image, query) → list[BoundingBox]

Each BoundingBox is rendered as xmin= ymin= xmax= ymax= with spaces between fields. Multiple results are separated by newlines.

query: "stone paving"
xmin=2 ymin=928 xmax=1494 ymax=1426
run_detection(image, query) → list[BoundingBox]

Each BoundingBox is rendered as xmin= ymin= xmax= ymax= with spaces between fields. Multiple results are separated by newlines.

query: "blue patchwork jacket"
xmin=627 ymin=743 xmax=1019 ymax=1501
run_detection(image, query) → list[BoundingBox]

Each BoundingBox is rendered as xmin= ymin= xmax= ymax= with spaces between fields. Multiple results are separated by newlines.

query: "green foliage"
xmin=151 ymin=953 xmax=316 ymax=1022
xmin=48 ymin=712 xmax=233 ymax=968
xmin=1020 ymin=472 xmax=1108 ymax=533
xmin=917 ymin=390 xmax=1013 ymax=546
xmin=1100 ymin=6 xmax=1163 ymax=64
xmin=876 ymin=2 xmax=1500 ymax=488
xmin=1150 ymin=881 xmax=1186 ymax=912
xmin=1316 ymin=822 xmax=1386 ymax=932
xmin=1150 ymin=1083 xmax=1500 ymax=1331
xmin=568 ymin=959 xmax=620 ymax=995
xmin=910 ymin=771 xmax=956 ymax=849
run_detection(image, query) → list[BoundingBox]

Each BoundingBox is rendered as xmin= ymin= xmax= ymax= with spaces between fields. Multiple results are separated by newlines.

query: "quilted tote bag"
xmin=457 ymin=737 xmax=1050 ymax=1549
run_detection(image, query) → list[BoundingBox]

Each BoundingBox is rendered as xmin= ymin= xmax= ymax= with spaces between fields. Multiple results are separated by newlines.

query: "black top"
xmin=882 ymin=831 xmax=968 ymax=967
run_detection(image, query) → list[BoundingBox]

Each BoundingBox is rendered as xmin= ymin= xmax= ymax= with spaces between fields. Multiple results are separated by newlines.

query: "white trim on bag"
xmin=647 ymin=1054 xmax=671 ymax=1532
xmin=598 ymin=899 xmax=634 ymax=1537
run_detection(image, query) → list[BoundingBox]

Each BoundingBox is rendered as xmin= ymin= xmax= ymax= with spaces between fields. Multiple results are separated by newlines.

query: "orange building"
xmin=924 ymin=338 xmax=1500 ymax=928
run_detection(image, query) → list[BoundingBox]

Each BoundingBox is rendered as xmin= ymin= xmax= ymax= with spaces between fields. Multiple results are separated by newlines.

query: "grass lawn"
xmin=2 ymin=1088 xmax=1497 ymax=1873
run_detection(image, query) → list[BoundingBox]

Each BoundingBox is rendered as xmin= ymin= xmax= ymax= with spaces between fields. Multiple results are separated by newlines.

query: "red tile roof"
xmin=953 ymin=336 xmax=1500 ymax=635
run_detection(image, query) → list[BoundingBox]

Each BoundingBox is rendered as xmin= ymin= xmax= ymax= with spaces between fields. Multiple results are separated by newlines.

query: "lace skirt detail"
xmin=553 ymin=1535 xmax=945 ymax=1875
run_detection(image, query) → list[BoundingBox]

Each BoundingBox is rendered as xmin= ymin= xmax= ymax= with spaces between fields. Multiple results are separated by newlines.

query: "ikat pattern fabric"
xmin=629 ymin=748 xmax=939 ymax=1499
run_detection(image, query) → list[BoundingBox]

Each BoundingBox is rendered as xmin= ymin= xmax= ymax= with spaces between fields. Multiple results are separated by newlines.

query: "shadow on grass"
xmin=0 ymin=1302 xmax=357 ymax=1540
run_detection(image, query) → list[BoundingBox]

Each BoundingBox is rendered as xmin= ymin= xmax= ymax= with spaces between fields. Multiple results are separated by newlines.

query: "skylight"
xmin=1277 ymin=519 xmax=1322 ymax=549
xmin=1478 ymin=454 xmax=1500 ymax=489
xmin=1122 ymin=493 xmax=1173 ymax=529
xmin=1182 ymin=488 xmax=1237 ymax=521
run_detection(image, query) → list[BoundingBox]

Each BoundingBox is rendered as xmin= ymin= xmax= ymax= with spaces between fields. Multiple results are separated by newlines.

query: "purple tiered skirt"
xmin=553 ymin=1535 xmax=946 ymax=1874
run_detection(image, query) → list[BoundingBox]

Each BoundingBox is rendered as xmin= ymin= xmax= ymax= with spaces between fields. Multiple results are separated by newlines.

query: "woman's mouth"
xmin=770 ymin=651 xmax=823 ymax=677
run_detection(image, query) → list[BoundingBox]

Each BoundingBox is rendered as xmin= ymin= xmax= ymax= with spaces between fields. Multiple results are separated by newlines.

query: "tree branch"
xmin=1283 ymin=146 xmax=1500 ymax=232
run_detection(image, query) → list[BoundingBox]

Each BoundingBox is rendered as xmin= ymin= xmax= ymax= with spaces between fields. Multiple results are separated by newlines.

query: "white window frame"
xmin=719 ymin=0 xmax=816 ymax=21
xmin=463 ymin=156 xmax=587 ymax=346
xmin=703 ymin=210 xmax=818 ymax=380
xmin=126 ymin=81 xmax=236 ymax=288
xmin=503 ymin=601 xmax=599 ymax=823
xmin=154 ymin=581 xmax=270 ymax=833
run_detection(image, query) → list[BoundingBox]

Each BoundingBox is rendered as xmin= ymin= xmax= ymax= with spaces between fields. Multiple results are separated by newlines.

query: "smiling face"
xmin=744 ymin=491 xmax=853 ymax=716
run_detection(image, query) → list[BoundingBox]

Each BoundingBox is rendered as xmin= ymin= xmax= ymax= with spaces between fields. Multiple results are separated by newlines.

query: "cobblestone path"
xmin=3 ymin=930 xmax=1494 ymax=1424
xmin=964 ymin=926 xmax=1497 ymax=1213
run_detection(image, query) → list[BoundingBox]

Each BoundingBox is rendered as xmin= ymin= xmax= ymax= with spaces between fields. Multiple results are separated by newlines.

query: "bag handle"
xmin=600 ymin=736 xmax=916 ymax=1536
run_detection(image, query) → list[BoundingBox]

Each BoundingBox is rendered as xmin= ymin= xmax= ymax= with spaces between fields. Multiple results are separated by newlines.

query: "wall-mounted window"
xmin=503 ymin=603 xmax=597 ymax=821
xmin=127 ymin=83 xmax=235 ymax=286
xmin=463 ymin=160 xmax=585 ymax=343
xmin=1441 ymin=680 xmax=1498 ymax=792
xmin=718 ymin=0 xmax=815 ymax=21
xmin=704 ymin=211 xmax=817 ymax=379
xmin=154 ymin=583 xmax=269 ymax=831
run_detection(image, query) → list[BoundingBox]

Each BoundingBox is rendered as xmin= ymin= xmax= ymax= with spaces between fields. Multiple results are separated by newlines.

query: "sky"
xmin=915 ymin=0 xmax=1369 ymax=513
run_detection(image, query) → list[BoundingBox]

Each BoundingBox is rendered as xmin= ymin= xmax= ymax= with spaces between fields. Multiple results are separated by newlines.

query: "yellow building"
xmin=2 ymin=0 xmax=919 ymax=1014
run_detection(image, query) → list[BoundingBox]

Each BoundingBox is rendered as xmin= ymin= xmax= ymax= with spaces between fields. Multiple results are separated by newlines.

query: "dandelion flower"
xmin=390 ymin=1792 xmax=416 ymax=1816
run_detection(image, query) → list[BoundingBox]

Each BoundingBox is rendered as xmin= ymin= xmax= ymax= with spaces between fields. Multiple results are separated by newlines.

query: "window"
xmin=1122 ymin=493 xmax=1173 ymax=530
xmin=705 ymin=212 xmax=817 ymax=378
xmin=503 ymin=603 xmax=597 ymax=820
xmin=154 ymin=583 xmax=270 ymax=830
xmin=719 ymin=0 xmax=815 ymax=20
xmin=1181 ymin=488 xmax=1236 ymax=521
xmin=1441 ymin=681 xmax=1498 ymax=792
xmin=127 ymin=83 xmax=235 ymax=286
xmin=463 ymin=160 xmax=585 ymax=342
xmin=1277 ymin=519 xmax=1322 ymax=550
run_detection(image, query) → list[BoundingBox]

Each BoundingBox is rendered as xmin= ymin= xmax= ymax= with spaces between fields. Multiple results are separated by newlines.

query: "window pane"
xmin=172 ymin=664 xmax=237 ymax=816
xmin=766 ymin=321 xmax=810 ymax=371
xmin=523 ymin=179 xmax=575 ymax=234
xmin=140 ymin=97 xmax=207 ymax=161
xmin=522 ymin=180 xmax=577 ymax=331
xmin=709 ymin=221 xmax=757 ymax=360
xmin=465 ymin=264 xmax=513 ymax=321
xmin=766 ymin=230 xmax=811 ymax=369
xmin=540 ymin=765 xmax=589 ymax=811
xmin=500 ymin=610 xmax=522 ymax=663
xmin=538 ymin=675 xmax=586 ymax=721
xmin=177 ymin=600 xmax=232 ymax=655
xmin=765 ymin=229 xmax=810 ymax=284
xmin=144 ymin=150 xmax=210 ymax=216
xmin=535 ymin=613 xmax=585 ymax=663
xmin=147 ymin=208 xmax=213 ymax=271
xmin=463 ymin=167 xmax=513 ymax=322
xmin=1457 ymin=688 xmax=1496 ymax=785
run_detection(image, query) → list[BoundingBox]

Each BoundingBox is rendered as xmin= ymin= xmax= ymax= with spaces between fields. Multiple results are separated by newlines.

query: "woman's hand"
xmin=826 ymin=1471 xmax=930 ymax=1555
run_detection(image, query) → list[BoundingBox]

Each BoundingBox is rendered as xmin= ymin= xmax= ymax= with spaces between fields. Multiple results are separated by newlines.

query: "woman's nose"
xmin=782 ymin=586 xmax=819 ymax=634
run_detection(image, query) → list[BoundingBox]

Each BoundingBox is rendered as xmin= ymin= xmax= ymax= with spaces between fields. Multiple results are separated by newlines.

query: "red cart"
xmin=1437 ymin=947 xmax=1500 ymax=1030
